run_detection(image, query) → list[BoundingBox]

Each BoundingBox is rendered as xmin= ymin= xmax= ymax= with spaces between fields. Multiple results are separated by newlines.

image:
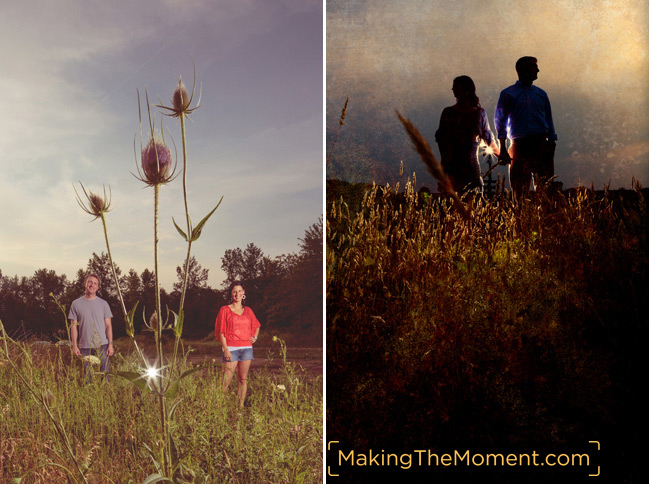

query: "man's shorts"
xmin=223 ymin=346 xmax=254 ymax=362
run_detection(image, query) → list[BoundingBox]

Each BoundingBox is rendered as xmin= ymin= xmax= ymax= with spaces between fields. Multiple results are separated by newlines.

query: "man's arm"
xmin=498 ymin=138 xmax=511 ymax=164
xmin=70 ymin=322 xmax=81 ymax=356
xmin=545 ymin=95 xmax=557 ymax=141
xmin=494 ymin=92 xmax=511 ymax=164
xmin=105 ymin=318 xmax=114 ymax=356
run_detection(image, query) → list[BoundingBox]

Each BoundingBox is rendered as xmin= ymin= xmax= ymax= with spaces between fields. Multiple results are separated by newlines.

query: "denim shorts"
xmin=223 ymin=347 xmax=254 ymax=362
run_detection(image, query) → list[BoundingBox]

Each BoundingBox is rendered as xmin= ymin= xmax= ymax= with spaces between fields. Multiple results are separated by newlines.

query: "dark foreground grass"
xmin=327 ymin=180 xmax=648 ymax=483
xmin=0 ymin=339 xmax=322 ymax=483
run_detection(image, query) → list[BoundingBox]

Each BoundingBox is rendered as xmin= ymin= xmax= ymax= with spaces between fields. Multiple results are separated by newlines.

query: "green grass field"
xmin=1 ymin=336 xmax=322 ymax=483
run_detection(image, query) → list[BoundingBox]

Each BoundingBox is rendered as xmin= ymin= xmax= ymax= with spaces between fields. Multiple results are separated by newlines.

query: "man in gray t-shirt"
xmin=68 ymin=274 xmax=114 ymax=378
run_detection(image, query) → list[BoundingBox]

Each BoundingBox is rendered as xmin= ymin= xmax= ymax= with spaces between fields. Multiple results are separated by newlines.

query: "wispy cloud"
xmin=0 ymin=0 xmax=323 ymax=290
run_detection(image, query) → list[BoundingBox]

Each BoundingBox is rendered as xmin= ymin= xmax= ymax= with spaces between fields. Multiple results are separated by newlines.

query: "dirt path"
xmin=186 ymin=347 xmax=323 ymax=375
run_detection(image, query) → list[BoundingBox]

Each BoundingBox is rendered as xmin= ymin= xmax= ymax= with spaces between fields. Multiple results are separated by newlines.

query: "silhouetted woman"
xmin=435 ymin=75 xmax=499 ymax=193
xmin=215 ymin=280 xmax=260 ymax=408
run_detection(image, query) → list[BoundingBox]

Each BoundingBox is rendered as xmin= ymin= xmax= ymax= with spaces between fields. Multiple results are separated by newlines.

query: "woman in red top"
xmin=215 ymin=280 xmax=261 ymax=408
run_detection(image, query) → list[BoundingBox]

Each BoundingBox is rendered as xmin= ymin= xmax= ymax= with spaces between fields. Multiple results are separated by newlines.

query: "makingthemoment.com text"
xmin=332 ymin=446 xmax=592 ymax=471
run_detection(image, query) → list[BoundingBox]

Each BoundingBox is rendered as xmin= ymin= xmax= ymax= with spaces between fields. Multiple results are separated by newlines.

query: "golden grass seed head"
xmin=339 ymin=97 xmax=348 ymax=126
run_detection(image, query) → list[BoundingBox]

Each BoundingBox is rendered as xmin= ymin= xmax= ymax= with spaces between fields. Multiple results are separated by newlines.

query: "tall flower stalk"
xmin=158 ymin=64 xmax=222 ymax=369
xmin=73 ymin=184 xmax=126 ymax=315
xmin=74 ymin=183 xmax=144 ymax=361
xmin=72 ymin=65 xmax=222 ymax=481
xmin=166 ymin=77 xmax=196 ymax=321
xmin=134 ymin=88 xmax=177 ymax=478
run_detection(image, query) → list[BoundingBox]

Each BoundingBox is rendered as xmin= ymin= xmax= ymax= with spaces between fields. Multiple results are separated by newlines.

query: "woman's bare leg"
xmin=222 ymin=361 xmax=237 ymax=390
xmin=237 ymin=360 xmax=252 ymax=408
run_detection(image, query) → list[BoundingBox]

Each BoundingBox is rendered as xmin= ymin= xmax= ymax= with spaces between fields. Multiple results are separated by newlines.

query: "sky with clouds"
xmin=0 ymin=0 xmax=323 ymax=290
xmin=327 ymin=0 xmax=649 ymax=189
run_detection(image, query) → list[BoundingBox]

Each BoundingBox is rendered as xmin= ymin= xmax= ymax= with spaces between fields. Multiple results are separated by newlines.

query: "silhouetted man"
xmin=495 ymin=56 xmax=557 ymax=195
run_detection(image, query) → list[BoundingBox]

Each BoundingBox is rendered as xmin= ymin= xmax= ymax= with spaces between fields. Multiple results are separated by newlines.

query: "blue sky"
xmin=0 ymin=0 xmax=323 ymax=290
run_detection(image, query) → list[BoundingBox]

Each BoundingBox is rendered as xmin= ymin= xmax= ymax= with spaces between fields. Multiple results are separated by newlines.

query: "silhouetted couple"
xmin=435 ymin=56 xmax=557 ymax=196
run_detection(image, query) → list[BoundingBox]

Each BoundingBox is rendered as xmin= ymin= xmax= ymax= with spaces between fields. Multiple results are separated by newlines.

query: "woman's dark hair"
xmin=228 ymin=280 xmax=246 ymax=304
xmin=453 ymin=75 xmax=480 ymax=108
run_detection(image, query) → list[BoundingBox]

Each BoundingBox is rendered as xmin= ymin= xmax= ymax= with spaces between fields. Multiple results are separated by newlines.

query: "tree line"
xmin=0 ymin=219 xmax=322 ymax=343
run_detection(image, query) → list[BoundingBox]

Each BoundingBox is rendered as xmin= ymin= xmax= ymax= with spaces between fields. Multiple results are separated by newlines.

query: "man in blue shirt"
xmin=495 ymin=56 xmax=557 ymax=195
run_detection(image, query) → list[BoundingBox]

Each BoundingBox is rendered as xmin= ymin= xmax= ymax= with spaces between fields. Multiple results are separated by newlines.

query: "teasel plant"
xmin=131 ymin=87 xmax=181 ymax=480
xmin=73 ymin=184 xmax=143 ymax=358
xmin=157 ymin=62 xmax=222 ymax=309
xmin=129 ymin=82 xmax=217 ymax=482
xmin=69 ymin=70 xmax=221 ymax=482
xmin=72 ymin=179 xmax=170 ymax=475
xmin=156 ymin=62 xmax=223 ymax=371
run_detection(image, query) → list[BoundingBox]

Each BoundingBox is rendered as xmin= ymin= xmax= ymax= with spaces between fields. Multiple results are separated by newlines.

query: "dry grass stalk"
xmin=339 ymin=97 xmax=348 ymax=126
xmin=395 ymin=110 xmax=470 ymax=219
xmin=327 ymin=97 xmax=350 ymax=166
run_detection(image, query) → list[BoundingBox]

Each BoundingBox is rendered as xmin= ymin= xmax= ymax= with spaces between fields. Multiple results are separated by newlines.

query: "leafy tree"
xmin=173 ymin=256 xmax=209 ymax=292
xmin=66 ymin=268 xmax=88 ymax=300
xmin=266 ymin=219 xmax=323 ymax=336
xmin=299 ymin=216 xmax=323 ymax=262
xmin=170 ymin=257 xmax=221 ymax=337
xmin=221 ymin=243 xmax=271 ymax=288
xmin=219 ymin=218 xmax=323 ymax=343
xmin=0 ymin=269 xmax=69 ymax=338
xmin=221 ymin=243 xmax=281 ymax=314
xmin=123 ymin=269 xmax=142 ymax=306
xmin=31 ymin=268 xmax=68 ymax=307
xmin=30 ymin=268 xmax=69 ymax=335
xmin=0 ymin=216 xmax=323 ymax=343
xmin=0 ymin=274 xmax=30 ymax=336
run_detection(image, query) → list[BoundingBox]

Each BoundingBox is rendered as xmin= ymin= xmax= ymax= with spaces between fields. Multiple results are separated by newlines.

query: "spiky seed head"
xmin=142 ymin=140 xmax=172 ymax=185
xmin=149 ymin=311 xmax=159 ymax=331
xmin=74 ymin=183 xmax=111 ymax=220
xmin=173 ymin=80 xmax=191 ymax=113
xmin=88 ymin=192 xmax=108 ymax=216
